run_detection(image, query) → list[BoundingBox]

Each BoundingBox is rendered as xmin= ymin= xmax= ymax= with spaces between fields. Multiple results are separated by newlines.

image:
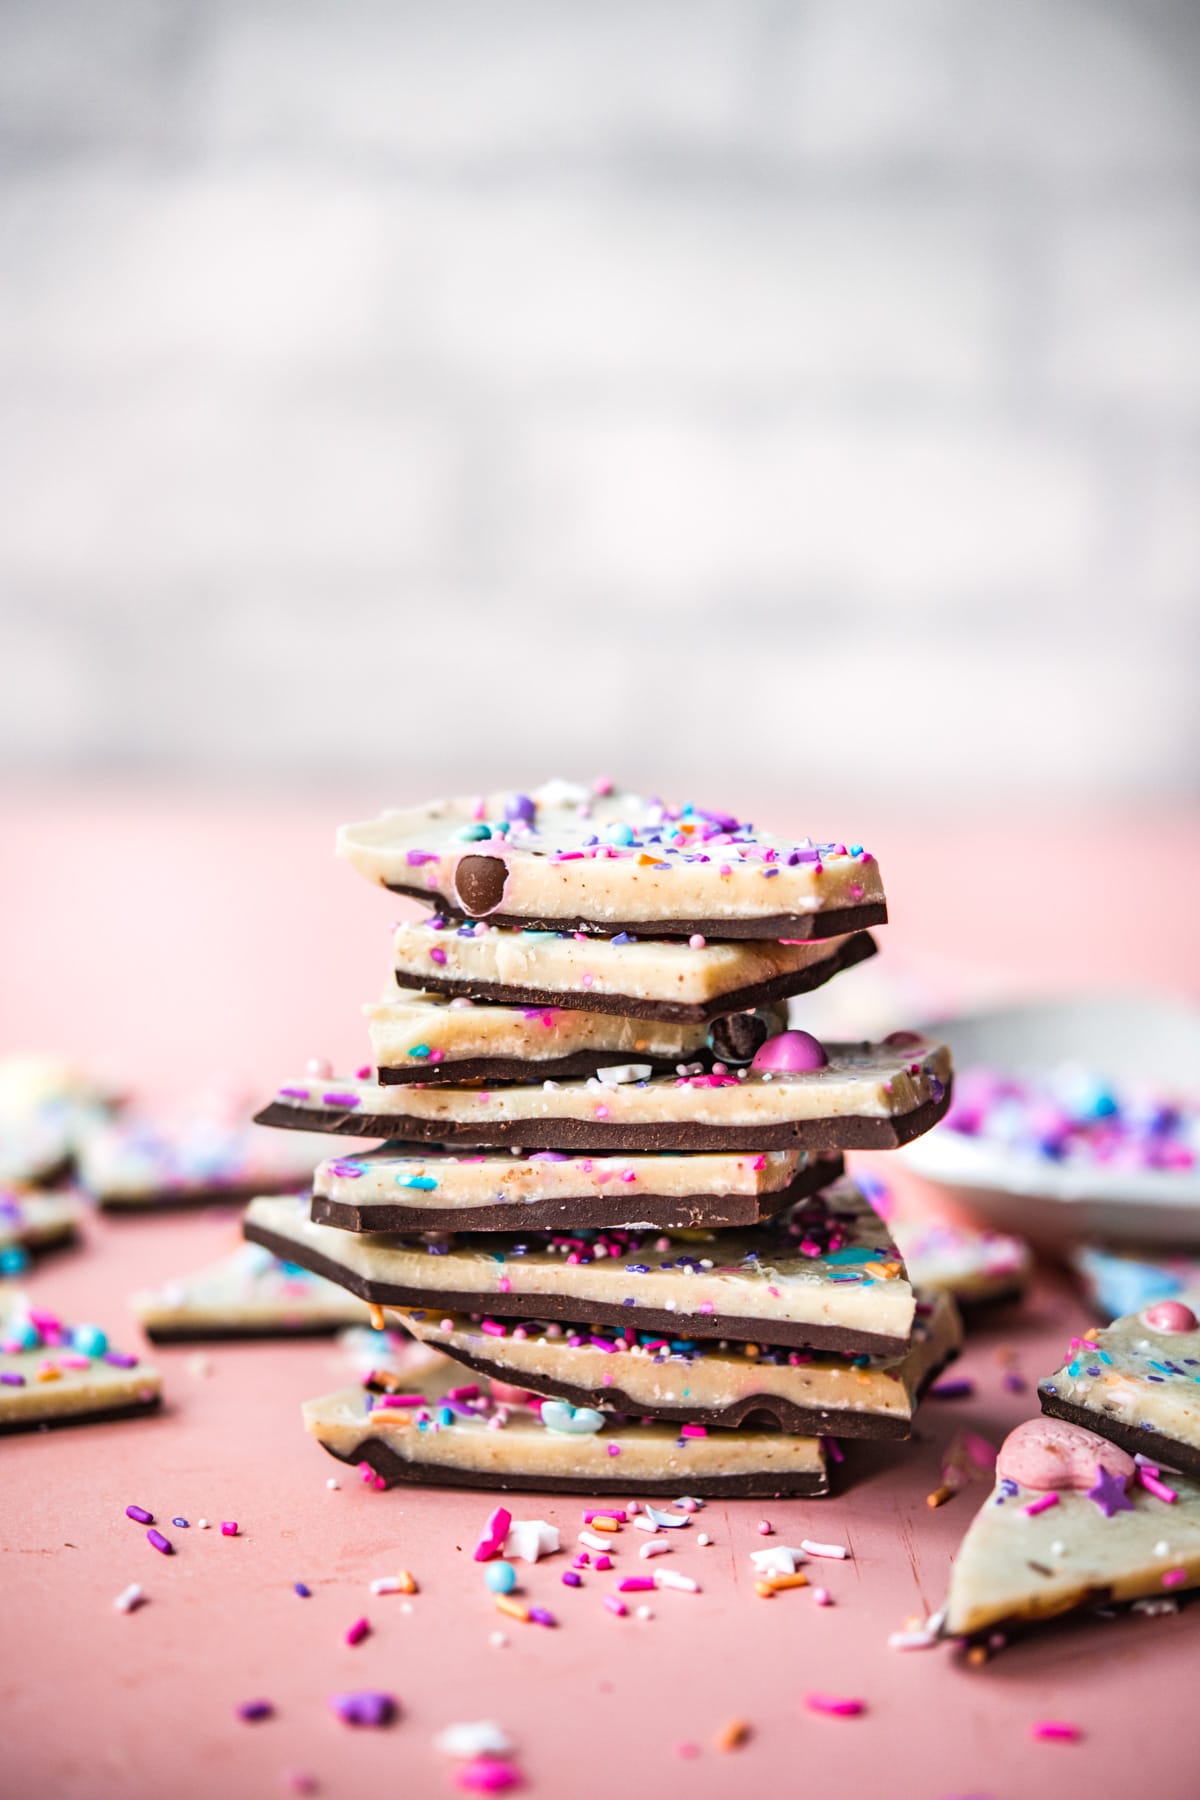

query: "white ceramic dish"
xmin=897 ymin=994 xmax=1200 ymax=1250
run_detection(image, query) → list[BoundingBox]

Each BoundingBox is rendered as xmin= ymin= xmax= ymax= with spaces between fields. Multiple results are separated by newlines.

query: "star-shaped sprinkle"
xmin=1088 ymin=1465 xmax=1134 ymax=1518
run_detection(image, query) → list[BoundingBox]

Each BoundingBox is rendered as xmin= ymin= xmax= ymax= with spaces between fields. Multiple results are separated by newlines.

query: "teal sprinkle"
xmin=849 ymin=844 xmax=863 ymax=856
xmin=409 ymin=1045 xmax=431 ymax=1059
xmin=1148 ymin=1360 xmax=1176 ymax=1375
xmin=1067 ymin=1360 xmax=1082 ymax=1377
xmin=1098 ymin=1350 xmax=1113 ymax=1365
xmin=436 ymin=1405 xmax=454 ymax=1426
xmin=824 ymin=1247 xmax=876 ymax=1264
xmin=454 ymin=823 xmax=492 ymax=841
xmin=396 ymin=1174 xmax=438 ymax=1191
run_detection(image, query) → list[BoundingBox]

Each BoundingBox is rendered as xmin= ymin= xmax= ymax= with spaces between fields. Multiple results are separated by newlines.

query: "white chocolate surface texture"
xmin=0 ymin=1296 xmax=161 ymax=1427
xmin=1040 ymin=1312 xmax=1200 ymax=1453
xmin=338 ymin=783 xmax=883 ymax=929
xmin=130 ymin=1244 xmax=370 ymax=1334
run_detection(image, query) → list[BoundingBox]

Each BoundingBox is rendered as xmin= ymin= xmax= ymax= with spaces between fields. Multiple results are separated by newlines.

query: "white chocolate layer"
xmin=0 ymin=1189 xmax=80 ymax=1254
xmin=365 ymin=988 xmax=745 ymax=1074
xmin=130 ymin=1244 xmax=370 ymax=1336
xmin=245 ymin=1181 xmax=916 ymax=1342
xmin=943 ymin=1464 xmax=1200 ymax=1636
xmin=0 ymin=1298 xmax=160 ymax=1427
xmin=1040 ymin=1313 xmax=1200 ymax=1453
xmin=303 ymin=1380 xmax=827 ymax=1488
xmin=77 ymin=1109 xmax=329 ymax=1206
xmin=268 ymin=1035 xmax=950 ymax=1137
xmin=315 ymin=1145 xmax=804 ymax=1212
xmin=339 ymin=783 xmax=883 ymax=931
xmin=395 ymin=1291 xmax=960 ymax=1425
xmin=394 ymin=918 xmax=865 ymax=1010
xmin=892 ymin=1219 xmax=1032 ymax=1305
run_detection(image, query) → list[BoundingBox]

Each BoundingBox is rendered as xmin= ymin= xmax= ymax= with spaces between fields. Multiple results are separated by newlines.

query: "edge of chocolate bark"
xmin=309 ymin=1153 xmax=844 ymax=1236
xmin=0 ymin=1394 xmax=162 ymax=1436
xmin=383 ymin=884 xmax=888 ymax=942
xmin=242 ymin=1218 xmax=912 ymax=1356
xmin=136 ymin=1320 xmax=356 ymax=1344
xmin=376 ymin=1049 xmax=690 ymax=1086
xmin=1037 ymin=1388 xmax=1200 ymax=1479
xmin=312 ymin=1431 xmax=831 ymax=1498
xmin=253 ymin=1078 xmax=953 ymax=1154
xmin=390 ymin=931 xmax=879 ymax=1022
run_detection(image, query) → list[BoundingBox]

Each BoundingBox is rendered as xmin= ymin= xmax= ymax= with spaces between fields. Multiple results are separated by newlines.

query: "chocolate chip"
xmin=707 ymin=1010 xmax=772 ymax=1065
xmin=453 ymin=854 xmax=508 ymax=916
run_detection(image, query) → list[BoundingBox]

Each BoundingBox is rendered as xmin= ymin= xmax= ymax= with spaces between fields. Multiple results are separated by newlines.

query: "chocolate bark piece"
xmin=941 ymin=1419 xmax=1200 ymax=1638
xmin=129 ymin=1243 xmax=370 ymax=1342
xmin=0 ymin=1189 xmax=81 ymax=1261
xmin=391 ymin=920 xmax=878 ymax=1022
xmin=244 ymin=1180 xmax=917 ymax=1356
xmin=390 ymin=1290 xmax=961 ymax=1437
xmin=255 ymin=1035 xmax=953 ymax=1154
xmin=368 ymin=986 xmax=753 ymax=1086
xmin=891 ymin=1217 xmax=1033 ymax=1310
xmin=338 ymin=782 xmax=885 ymax=940
xmin=311 ymin=1144 xmax=843 ymax=1235
xmin=1038 ymin=1305 xmax=1200 ymax=1478
xmin=77 ymin=1106 xmax=328 ymax=1211
xmin=0 ymin=1297 xmax=161 ymax=1432
xmin=303 ymin=1379 xmax=830 ymax=1498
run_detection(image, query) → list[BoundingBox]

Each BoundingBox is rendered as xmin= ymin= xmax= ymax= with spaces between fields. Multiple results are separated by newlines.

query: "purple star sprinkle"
xmin=1088 ymin=1464 xmax=1134 ymax=1518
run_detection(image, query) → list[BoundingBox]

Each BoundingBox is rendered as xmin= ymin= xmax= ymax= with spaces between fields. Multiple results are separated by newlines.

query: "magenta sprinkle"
xmin=277 ymin=1086 xmax=310 ymax=1101
xmin=330 ymin=1691 xmax=397 ymax=1727
xmin=345 ymin=1617 xmax=370 ymax=1646
xmin=1024 ymin=1493 xmax=1059 ymax=1517
xmin=618 ymin=1577 xmax=655 ymax=1592
xmin=126 ymin=1505 xmax=154 ymax=1524
xmin=528 ymin=1605 xmax=557 ymax=1628
xmin=221 ymin=1520 xmax=239 ymax=1536
xmin=146 ymin=1529 xmax=172 ymax=1555
xmin=604 ymin=1596 xmax=627 ymax=1617
xmin=805 ymin=1693 xmax=864 ymax=1717
xmin=322 ymin=1092 xmax=361 ymax=1108
xmin=237 ymin=1699 xmax=274 ymax=1723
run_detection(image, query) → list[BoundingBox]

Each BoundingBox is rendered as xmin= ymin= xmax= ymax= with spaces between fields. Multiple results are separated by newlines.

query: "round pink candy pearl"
xmin=751 ymin=1030 xmax=828 ymax=1074
xmin=1144 ymin=1300 xmax=1198 ymax=1333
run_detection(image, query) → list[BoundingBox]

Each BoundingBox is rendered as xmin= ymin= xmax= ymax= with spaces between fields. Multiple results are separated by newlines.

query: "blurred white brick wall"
xmin=0 ymin=0 xmax=1197 ymax=799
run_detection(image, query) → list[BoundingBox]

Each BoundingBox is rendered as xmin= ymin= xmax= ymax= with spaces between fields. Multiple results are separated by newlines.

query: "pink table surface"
xmin=4 ymin=788 xmax=1200 ymax=1800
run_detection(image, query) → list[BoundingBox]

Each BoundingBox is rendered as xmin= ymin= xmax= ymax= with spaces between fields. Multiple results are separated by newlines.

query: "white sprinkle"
xmin=654 ymin=1570 xmax=699 ymax=1593
xmin=639 ymin=1540 xmax=672 ymax=1560
xmin=400 ymin=1601 xmax=414 ymax=1615
xmin=489 ymin=1631 xmax=508 ymax=1648
xmin=508 ymin=1519 xmax=560 ymax=1563
xmin=578 ymin=1529 xmax=615 ymax=1553
xmin=635 ymin=1605 xmax=654 ymax=1620
xmin=1155 ymin=1541 xmax=1171 ymax=1556
xmin=326 ymin=1478 xmax=340 ymax=1490
xmin=698 ymin=1533 xmax=712 ymax=1547
xmin=114 ymin=1583 xmax=145 ymax=1613
xmin=888 ymin=1628 xmax=938 ymax=1650
xmin=370 ymin=1576 xmax=402 ymax=1595
xmin=596 ymin=1063 xmax=653 ymax=1087
xmin=434 ymin=1722 xmax=514 ymax=1760
xmin=749 ymin=1546 xmax=805 ymax=1576
xmin=197 ymin=1518 xmax=210 ymax=1530
xmin=633 ymin=1516 xmax=659 ymax=1534
xmin=1050 ymin=1540 xmax=1066 ymax=1557
xmin=801 ymin=1538 xmax=849 ymax=1560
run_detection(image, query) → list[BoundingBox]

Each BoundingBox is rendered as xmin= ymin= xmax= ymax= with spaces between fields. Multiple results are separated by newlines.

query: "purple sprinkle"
xmin=322 ymin=1092 xmax=361 ymax=1109
xmin=330 ymin=1691 xmax=397 ymax=1727
xmin=1 ymin=1371 xmax=26 ymax=1386
xmin=328 ymin=1161 xmax=364 ymax=1179
xmin=930 ymin=1378 xmax=975 ymax=1399
xmin=294 ymin=1582 xmax=311 ymax=1597
xmin=237 ymin=1700 xmax=274 ymax=1723
xmin=528 ymin=1605 xmax=557 ymax=1628
xmin=277 ymin=1086 xmax=310 ymax=1101
xmin=405 ymin=850 xmax=438 ymax=867
xmin=126 ymin=1505 xmax=154 ymax=1525
xmin=146 ymin=1529 xmax=172 ymax=1555
xmin=562 ymin=1571 xmax=582 ymax=1587
xmin=104 ymin=1352 xmax=138 ymax=1369
xmin=172 ymin=1517 xmax=189 ymax=1529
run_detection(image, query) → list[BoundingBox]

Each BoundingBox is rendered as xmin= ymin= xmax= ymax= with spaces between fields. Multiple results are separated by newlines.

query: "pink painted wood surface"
xmin=3 ymin=788 xmax=1200 ymax=1800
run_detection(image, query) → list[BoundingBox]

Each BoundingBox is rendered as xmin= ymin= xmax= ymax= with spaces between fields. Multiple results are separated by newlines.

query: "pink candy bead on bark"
xmin=996 ymin=1417 xmax=1135 ymax=1493
xmin=1143 ymin=1301 xmax=1198 ymax=1333
xmin=751 ymin=1031 xmax=829 ymax=1074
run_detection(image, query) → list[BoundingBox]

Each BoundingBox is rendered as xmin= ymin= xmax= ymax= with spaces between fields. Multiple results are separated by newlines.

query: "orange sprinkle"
xmin=368 ymin=1305 xmax=386 ymax=1331
xmin=590 ymin=1515 xmax=620 ymax=1534
xmin=396 ymin=1569 xmax=418 ymax=1595
xmin=494 ymin=1596 xmax=530 ymax=1623
xmin=754 ymin=1573 xmax=809 ymax=1597
xmin=966 ymin=1644 xmax=989 ymax=1667
xmin=36 ymin=1366 xmax=62 ymax=1383
xmin=926 ymin=1484 xmax=956 ymax=1509
xmin=715 ymin=1719 xmax=752 ymax=1753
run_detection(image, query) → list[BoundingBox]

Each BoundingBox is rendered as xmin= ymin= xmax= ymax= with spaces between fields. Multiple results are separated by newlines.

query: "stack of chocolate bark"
xmin=246 ymin=782 xmax=956 ymax=1497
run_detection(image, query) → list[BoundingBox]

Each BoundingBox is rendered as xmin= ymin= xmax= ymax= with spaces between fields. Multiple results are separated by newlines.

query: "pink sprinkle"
xmin=606 ymin=1444 xmax=620 ymax=1457
xmin=583 ymin=1509 xmax=625 ymax=1523
xmin=345 ymin=1617 xmax=370 ymax=1647
xmin=812 ymin=1588 xmax=833 ymax=1607
xmin=618 ymin=1577 xmax=655 ymax=1593
xmin=679 ymin=1423 xmax=707 ymax=1439
xmin=757 ymin=1519 xmax=773 ymax=1535
xmin=474 ymin=1505 xmax=512 ymax=1561
xmin=604 ymin=1596 xmax=628 ymax=1617
xmin=1139 ymin=1469 xmax=1178 ymax=1505
xmin=456 ymin=1757 xmax=522 ymax=1792
xmin=594 ymin=1554 xmax=613 ymax=1572
xmin=221 ymin=1521 xmax=239 ymax=1537
xmin=1023 ymin=1493 xmax=1059 ymax=1517
xmin=1162 ymin=1568 xmax=1188 ymax=1588
xmin=1032 ymin=1721 xmax=1081 ymax=1743
xmin=805 ymin=1694 xmax=864 ymax=1718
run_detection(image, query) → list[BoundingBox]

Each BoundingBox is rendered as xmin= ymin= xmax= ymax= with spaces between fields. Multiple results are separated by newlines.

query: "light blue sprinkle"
xmin=396 ymin=1174 xmax=438 ymax=1191
xmin=606 ymin=823 xmax=636 ymax=846
xmin=409 ymin=1045 xmax=431 ymax=1059
xmin=454 ymin=823 xmax=492 ymax=841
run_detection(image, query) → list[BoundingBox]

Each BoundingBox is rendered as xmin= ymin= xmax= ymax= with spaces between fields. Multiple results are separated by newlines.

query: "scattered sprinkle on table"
xmin=237 ymin=1699 xmax=274 ymax=1723
xmin=805 ymin=1693 xmax=864 ymax=1717
xmin=146 ymin=1529 xmax=172 ymax=1556
xmin=1032 ymin=1721 xmax=1081 ymax=1743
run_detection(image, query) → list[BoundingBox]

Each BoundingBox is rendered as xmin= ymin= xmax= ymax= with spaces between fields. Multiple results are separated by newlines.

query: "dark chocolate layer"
xmin=385 ymin=882 xmax=887 ymax=942
xmin=1038 ymin=1390 xmax=1200 ymax=1480
xmin=310 ymin=1152 xmax=842 ymax=1235
xmin=391 ymin=931 xmax=878 ymax=1023
xmin=243 ymin=1218 xmax=910 ymax=1356
xmin=376 ymin=1049 xmax=689 ymax=1087
xmin=255 ymin=1080 xmax=952 ymax=1154
xmin=97 ymin=1178 xmax=304 ymax=1214
xmin=0 ymin=1395 xmax=162 ymax=1436
xmin=139 ymin=1321 xmax=353 ymax=1345
xmin=315 ymin=1432 xmax=830 ymax=1498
